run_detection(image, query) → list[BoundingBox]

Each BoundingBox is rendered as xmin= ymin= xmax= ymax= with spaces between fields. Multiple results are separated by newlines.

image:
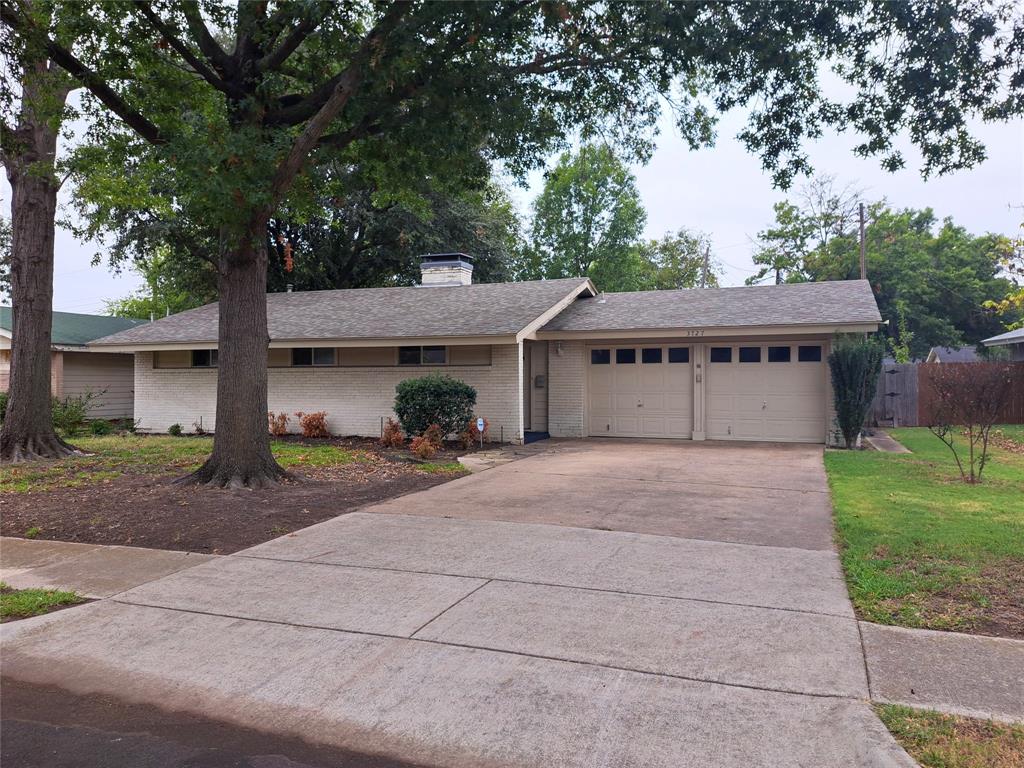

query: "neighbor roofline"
xmin=536 ymin=322 xmax=881 ymax=340
xmin=87 ymin=333 xmax=521 ymax=353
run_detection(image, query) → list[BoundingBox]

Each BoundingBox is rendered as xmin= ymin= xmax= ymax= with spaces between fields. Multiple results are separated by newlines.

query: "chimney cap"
xmin=420 ymin=252 xmax=474 ymax=265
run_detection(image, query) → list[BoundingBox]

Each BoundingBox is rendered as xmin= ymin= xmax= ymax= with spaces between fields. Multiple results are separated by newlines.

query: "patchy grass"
xmin=825 ymin=426 xmax=1024 ymax=637
xmin=0 ymin=435 xmax=369 ymax=494
xmin=876 ymin=705 xmax=1024 ymax=768
xmin=0 ymin=582 xmax=85 ymax=622
xmin=415 ymin=461 xmax=468 ymax=475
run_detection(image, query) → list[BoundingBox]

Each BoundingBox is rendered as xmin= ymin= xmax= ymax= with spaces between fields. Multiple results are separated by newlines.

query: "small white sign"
xmin=476 ymin=417 xmax=484 ymax=433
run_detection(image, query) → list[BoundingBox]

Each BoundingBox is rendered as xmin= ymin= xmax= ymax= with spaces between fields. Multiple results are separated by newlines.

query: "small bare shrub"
xmin=294 ymin=411 xmax=330 ymax=438
xmin=268 ymin=411 xmax=290 ymax=436
xmin=409 ymin=435 xmax=438 ymax=459
xmin=380 ymin=418 xmax=405 ymax=448
xmin=926 ymin=362 xmax=1018 ymax=483
xmin=458 ymin=416 xmax=489 ymax=449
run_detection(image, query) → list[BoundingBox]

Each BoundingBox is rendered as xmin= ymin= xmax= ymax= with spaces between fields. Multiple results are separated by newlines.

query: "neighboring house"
xmin=981 ymin=327 xmax=1024 ymax=361
xmin=0 ymin=307 xmax=147 ymax=419
xmin=925 ymin=345 xmax=982 ymax=363
xmin=89 ymin=254 xmax=882 ymax=445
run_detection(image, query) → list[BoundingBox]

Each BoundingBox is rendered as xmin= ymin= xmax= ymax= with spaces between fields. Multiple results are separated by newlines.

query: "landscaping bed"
xmin=0 ymin=435 xmax=468 ymax=554
xmin=876 ymin=705 xmax=1024 ymax=768
xmin=826 ymin=426 xmax=1024 ymax=639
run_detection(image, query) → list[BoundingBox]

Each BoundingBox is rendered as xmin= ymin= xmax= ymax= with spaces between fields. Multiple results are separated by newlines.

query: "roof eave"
xmin=536 ymin=321 xmax=882 ymax=340
xmin=516 ymin=278 xmax=597 ymax=342
xmin=88 ymin=333 xmax=522 ymax=353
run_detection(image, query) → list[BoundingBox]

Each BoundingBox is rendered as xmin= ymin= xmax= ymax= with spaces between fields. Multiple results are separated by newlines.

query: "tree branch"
xmin=133 ymin=1 xmax=242 ymax=97
xmin=180 ymin=0 xmax=232 ymax=77
xmin=256 ymin=8 xmax=324 ymax=74
xmin=0 ymin=1 xmax=166 ymax=145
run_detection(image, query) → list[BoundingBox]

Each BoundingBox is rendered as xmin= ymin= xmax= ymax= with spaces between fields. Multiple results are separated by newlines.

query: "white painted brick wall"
xmin=134 ymin=344 xmax=523 ymax=441
xmin=547 ymin=340 xmax=585 ymax=437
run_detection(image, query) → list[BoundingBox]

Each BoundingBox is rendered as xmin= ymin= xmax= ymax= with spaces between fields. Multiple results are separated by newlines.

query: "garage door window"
xmin=616 ymin=348 xmax=636 ymax=364
xmin=798 ymin=345 xmax=822 ymax=362
xmin=668 ymin=347 xmax=689 ymax=363
xmin=641 ymin=348 xmax=662 ymax=364
xmin=709 ymin=347 xmax=731 ymax=363
xmin=591 ymin=349 xmax=611 ymax=365
xmin=768 ymin=346 xmax=791 ymax=363
xmin=739 ymin=347 xmax=761 ymax=363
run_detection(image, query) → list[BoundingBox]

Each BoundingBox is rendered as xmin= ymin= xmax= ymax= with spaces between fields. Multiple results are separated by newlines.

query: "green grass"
xmin=876 ymin=705 xmax=1024 ymax=768
xmin=0 ymin=435 xmax=368 ymax=493
xmin=416 ymin=461 xmax=467 ymax=474
xmin=0 ymin=582 xmax=85 ymax=622
xmin=825 ymin=426 xmax=1024 ymax=633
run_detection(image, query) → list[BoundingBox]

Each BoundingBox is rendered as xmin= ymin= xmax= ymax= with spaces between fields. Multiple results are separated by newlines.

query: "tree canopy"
xmin=6 ymin=0 xmax=1022 ymax=485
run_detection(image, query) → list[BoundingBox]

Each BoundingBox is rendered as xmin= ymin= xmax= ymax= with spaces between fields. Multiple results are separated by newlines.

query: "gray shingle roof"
xmin=90 ymin=278 xmax=592 ymax=346
xmin=0 ymin=306 xmax=146 ymax=346
xmin=928 ymin=346 xmax=981 ymax=363
xmin=540 ymin=280 xmax=881 ymax=332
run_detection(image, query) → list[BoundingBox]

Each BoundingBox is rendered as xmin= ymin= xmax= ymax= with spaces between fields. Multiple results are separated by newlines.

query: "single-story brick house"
xmin=89 ymin=254 xmax=882 ymax=444
xmin=0 ymin=307 xmax=146 ymax=419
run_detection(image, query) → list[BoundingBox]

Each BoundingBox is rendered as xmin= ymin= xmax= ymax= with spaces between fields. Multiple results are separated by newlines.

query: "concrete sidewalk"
xmin=1 ymin=537 xmax=215 ymax=598
xmin=862 ymin=622 xmax=1024 ymax=724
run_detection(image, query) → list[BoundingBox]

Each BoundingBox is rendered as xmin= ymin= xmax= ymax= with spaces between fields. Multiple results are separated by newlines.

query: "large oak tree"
xmin=3 ymin=0 xmax=1021 ymax=486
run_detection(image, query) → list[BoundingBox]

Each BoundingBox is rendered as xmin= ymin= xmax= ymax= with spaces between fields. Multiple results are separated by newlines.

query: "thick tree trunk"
xmin=0 ymin=60 xmax=75 ymax=463
xmin=179 ymin=227 xmax=288 ymax=488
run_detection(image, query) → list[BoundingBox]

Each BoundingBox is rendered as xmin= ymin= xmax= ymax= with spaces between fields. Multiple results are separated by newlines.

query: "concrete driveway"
xmin=1 ymin=440 xmax=914 ymax=767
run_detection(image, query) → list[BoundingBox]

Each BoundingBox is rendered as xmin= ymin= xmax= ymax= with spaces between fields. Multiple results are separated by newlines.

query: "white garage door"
xmin=705 ymin=343 xmax=826 ymax=443
xmin=587 ymin=345 xmax=693 ymax=438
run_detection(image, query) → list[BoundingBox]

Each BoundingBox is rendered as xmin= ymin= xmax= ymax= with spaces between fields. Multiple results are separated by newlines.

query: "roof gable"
xmin=90 ymin=278 xmax=593 ymax=347
xmin=0 ymin=306 xmax=147 ymax=346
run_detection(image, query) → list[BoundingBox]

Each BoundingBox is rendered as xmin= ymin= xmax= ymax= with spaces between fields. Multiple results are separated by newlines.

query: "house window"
xmin=398 ymin=345 xmax=447 ymax=365
xmin=616 ymin=348 xmax=636 ymax=364
xmin=292 ymin=347 xmax=335 ymax=366
xmin=768 ymin=346 xmax=791 ymax=363
xmin=641 ymin=348 xmax=662 ymax=364
xmin=798 ymin=345 xmax=823 ymax=362
xmin=709 ymin=347 xmax=731 ymax=363
xmin=191 ymin=349 xmax=218 ymax=368
xmin=739 ymin=347 xmax=761 ymax=363
xmin=591 ymin=349 xmax=610 ymax=365
xmin=668 ymin=347 xmax=689 ymax=363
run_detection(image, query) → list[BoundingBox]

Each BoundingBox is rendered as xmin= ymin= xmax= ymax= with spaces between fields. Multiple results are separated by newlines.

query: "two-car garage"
xmin=586 ymin=341 xmax=828 ymax=443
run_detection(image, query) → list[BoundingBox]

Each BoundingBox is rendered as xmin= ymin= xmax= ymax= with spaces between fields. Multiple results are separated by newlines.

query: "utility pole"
xmin=858 ymin=202 xmax=867 ymax=280
xmin=700 ymin=245 xmax=710 ymax=289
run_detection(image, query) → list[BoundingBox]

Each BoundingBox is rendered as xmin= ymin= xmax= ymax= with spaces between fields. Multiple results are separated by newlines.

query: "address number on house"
xmin=685 ymin=329 xmax=705 ymax=337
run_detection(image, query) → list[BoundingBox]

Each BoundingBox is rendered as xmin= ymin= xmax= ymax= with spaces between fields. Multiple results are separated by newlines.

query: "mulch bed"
xmin=1 ymin=455 xmax=457 ymax=555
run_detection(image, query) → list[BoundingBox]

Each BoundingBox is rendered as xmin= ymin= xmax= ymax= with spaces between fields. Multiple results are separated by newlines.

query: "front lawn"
xmin=825 ymin=426 xmax=1024 ymax=638
xmin=0 ymin=434 xmax=468 ymax=554
xmin=877 ymin=705 xmax=1024 ymax=768
xmin=0 ymin=583 xmax=85 ymax=622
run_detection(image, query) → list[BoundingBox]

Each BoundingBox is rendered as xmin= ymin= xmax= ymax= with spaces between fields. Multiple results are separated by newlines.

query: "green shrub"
xmin=828 ymin=335 xmax=883 ymax=449
xmin=89 ymin=419 xmax=114 ymax=436
xmin=0 ymin=391 xmax=8 ymax=422
xmin=52 ymin=392 xmax=100 ymax=436
xmin=168 ymin=423 xmax=183 ymax=436
xmin=394 ymin=375 xmax=477 ymax=438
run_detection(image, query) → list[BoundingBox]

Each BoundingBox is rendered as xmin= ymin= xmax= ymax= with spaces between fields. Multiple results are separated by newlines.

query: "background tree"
xmin=0 ymin=0 xmax=77 ymax=461
xmin=524 ymin=143 xmax=646 ymax=291
xmin=636 ymin=229 xmax=719 ymax=290
xmin=8 ymin=0 xmax=1023 ymax=485
xmin=746 ymin=201 xmax=814 ymax=285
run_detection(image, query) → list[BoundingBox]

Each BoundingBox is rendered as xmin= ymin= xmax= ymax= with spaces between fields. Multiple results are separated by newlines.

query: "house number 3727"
xmin=685 ymin=329 xmax=705 ymax=337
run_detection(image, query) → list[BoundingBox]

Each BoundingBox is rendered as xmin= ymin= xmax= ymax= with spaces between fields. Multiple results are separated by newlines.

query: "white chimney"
xmin=419 ymin=253 xmax=474 ymax=287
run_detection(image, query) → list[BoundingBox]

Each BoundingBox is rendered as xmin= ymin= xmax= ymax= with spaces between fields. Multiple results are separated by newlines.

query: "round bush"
xmin=394 ymin=374 xmax=477 ymax=438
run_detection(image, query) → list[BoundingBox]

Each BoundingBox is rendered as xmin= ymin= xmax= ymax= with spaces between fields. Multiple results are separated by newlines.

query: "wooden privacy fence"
xmin=869 ymin=362 xmax=1024 ymax=427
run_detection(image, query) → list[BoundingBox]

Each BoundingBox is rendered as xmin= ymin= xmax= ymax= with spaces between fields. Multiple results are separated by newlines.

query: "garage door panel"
xmin=587 ymin=345 xmax=693 ymax=439
xmin=706 ymin=344 xmax=825 ymax=444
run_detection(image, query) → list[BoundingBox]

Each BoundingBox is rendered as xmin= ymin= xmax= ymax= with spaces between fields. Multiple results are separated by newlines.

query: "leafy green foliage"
xmin=51 ymin=392 xmax=101 ymax=437
xmin=394 ymin=375 xmax=476 ymax=439
xmin=88 ymin=419 xmax=113 ymax=436
xmin=828 ymin=336 xmax=884 ymax=448
xmin=747 ymin=201 xmax=815 ymax=285
xmin=0 ymin=391 xmax=8 ymax=423
xmin=167 ymin=423 xmax=182 ymax=437
xmin=634 ymin=229 xmax=720 ymax=290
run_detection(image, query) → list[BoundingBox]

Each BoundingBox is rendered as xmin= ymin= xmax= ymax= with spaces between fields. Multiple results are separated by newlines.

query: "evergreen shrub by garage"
xmin=828 ymin=335 xmax=883 ymax=449
xmin=394 ymin=375 xmax=477 ymax=438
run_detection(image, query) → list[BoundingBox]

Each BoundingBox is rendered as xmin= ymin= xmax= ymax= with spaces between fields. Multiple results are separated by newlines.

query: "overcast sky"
xmin=2 ymin=106 xmax=1022 ymax=314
